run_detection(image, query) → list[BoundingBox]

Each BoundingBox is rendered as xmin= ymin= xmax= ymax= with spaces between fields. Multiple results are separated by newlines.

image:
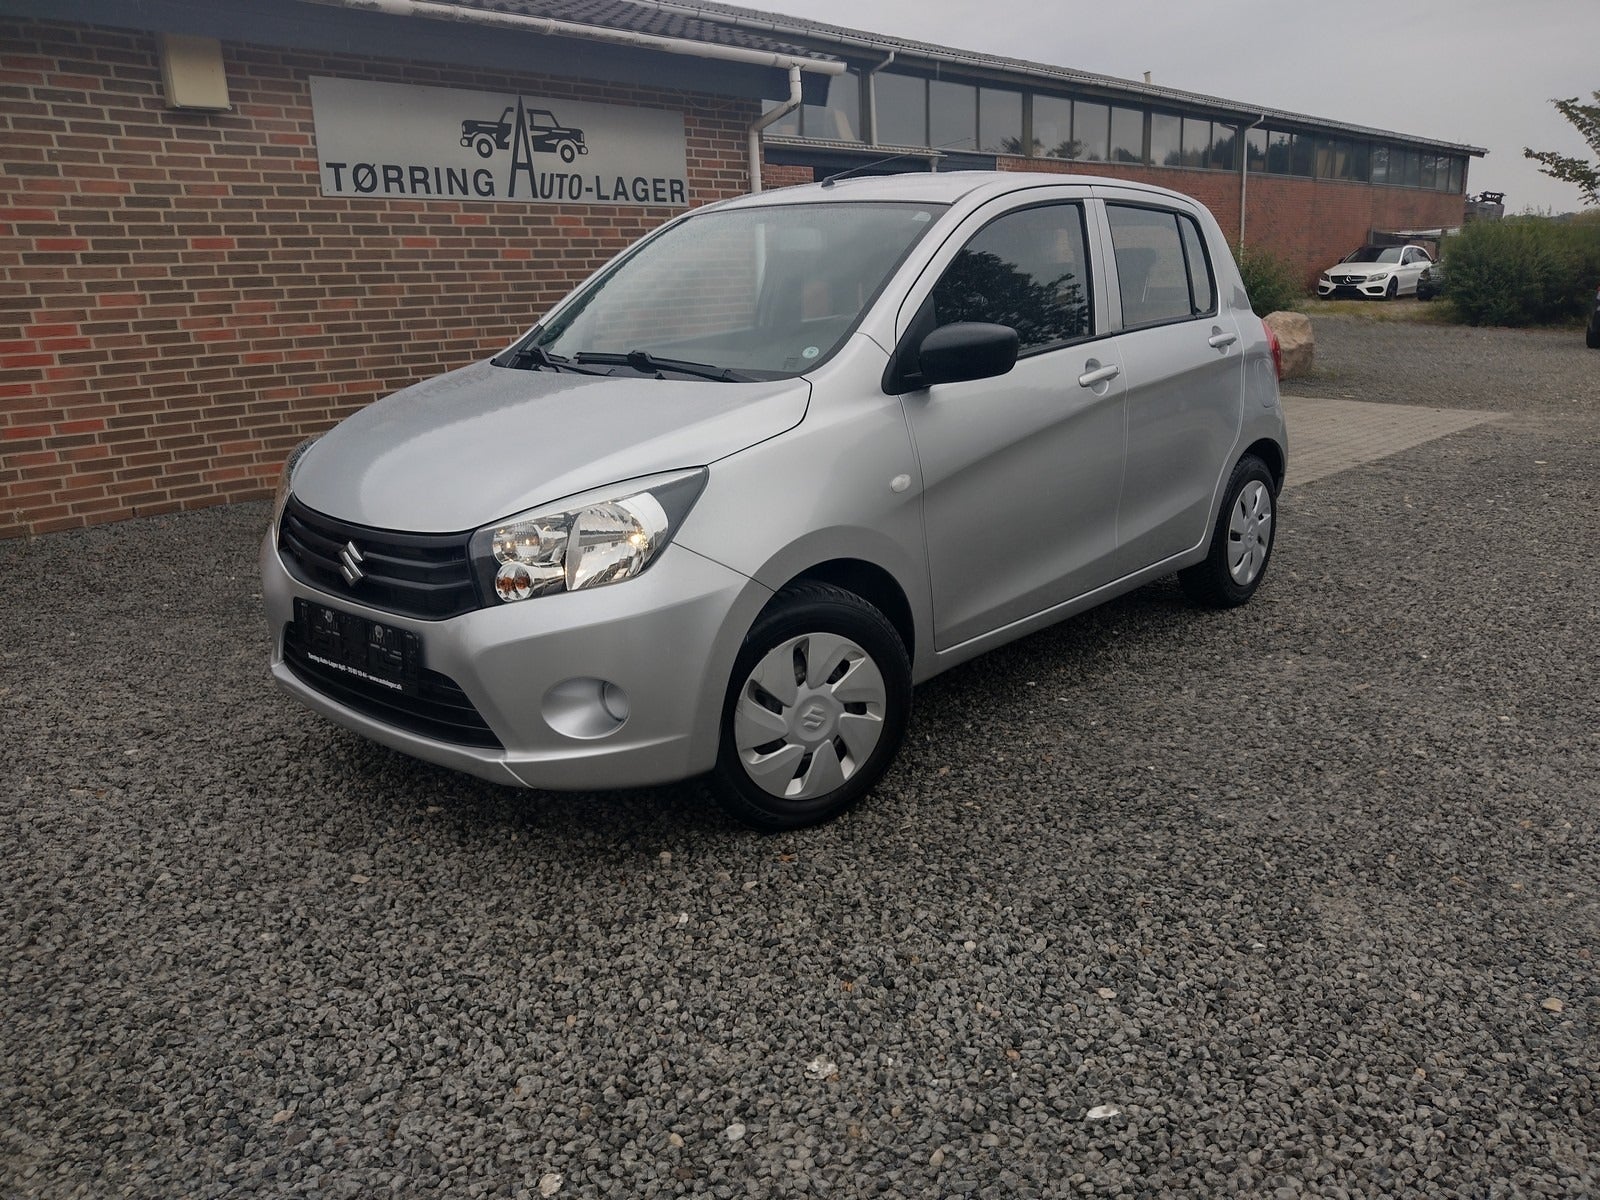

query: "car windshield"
xmin=1344 ymin=245 xmax=1404 ymax=264
xmin=527 ymin=201 xmax=945 ymax=378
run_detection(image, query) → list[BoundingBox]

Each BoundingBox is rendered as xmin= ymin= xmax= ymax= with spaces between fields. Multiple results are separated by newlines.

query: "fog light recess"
xmin=542 ymin=677 xmax=630 ymax=740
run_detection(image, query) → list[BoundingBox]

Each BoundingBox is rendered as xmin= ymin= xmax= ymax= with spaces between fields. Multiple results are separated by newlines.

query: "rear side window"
xmin=930 ymin=202 xmax=1092 ymax=354
xmin=1107 ymin=204 xmax=1218 ymax=328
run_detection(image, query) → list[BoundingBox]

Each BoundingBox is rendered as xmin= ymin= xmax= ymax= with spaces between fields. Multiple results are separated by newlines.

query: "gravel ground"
xmin=3 ymin=315 xmax=1597 ymax=1198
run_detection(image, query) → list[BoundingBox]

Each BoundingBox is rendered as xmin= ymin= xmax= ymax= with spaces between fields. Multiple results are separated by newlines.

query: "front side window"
xmin=1107 ymin=204 xmax=1215 ymax=328
xmin=930 ymin=203 xmax=1092 ymax=354
xmin=530 ymin=202 xmax=944 ymax=377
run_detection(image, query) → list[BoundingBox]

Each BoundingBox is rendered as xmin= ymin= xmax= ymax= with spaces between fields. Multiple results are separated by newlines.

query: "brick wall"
xmin=997 ymin=155 xmax=1465 ymax=285
xmin=0 ymin=19 xmax=759 ymax=538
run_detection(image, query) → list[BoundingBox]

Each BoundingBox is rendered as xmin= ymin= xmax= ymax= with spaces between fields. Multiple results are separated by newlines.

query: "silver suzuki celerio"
xmin=262 ymin=172 xmax=1287 ymax=829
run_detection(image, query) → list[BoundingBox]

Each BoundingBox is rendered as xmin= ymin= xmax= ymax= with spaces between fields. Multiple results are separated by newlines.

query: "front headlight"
xmin=469 ymin=468 xmax=707 ymax=605
xmin=1371 ymin=272 xmax=1390 ymax=282
xmin=270 ymin=436 xmax=321 ymax=532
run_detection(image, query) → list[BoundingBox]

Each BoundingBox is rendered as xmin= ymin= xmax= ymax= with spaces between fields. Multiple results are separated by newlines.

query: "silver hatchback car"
xmin=262 ymin=172 xmax=1287 ymax=829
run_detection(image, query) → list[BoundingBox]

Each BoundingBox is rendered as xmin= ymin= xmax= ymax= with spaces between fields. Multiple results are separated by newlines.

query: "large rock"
xmin=1263 ymin=311 xmax=1314 ymax=380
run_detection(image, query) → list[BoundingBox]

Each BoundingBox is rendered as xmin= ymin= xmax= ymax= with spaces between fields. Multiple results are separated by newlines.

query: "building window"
xmin=801 ymin=71 xmax=861 ymax=142
xmin=1246 ymin=127 xmax=1268 ymax=172
xmin=1290 ymin=134 xmax=1315 ymax=177
xmin=1210 ymin=124 xmax=1237 ymax=170
xmin=1033 ymin=94 xmax=1073 ymax=158
xmin=979 ymin=87 xmax=1023 ymax=155
xmin=1075 ymin=101 xmax=1109 ymax=161
xmin=1180 ymin=117 xmax=1211 ymax=168
xmin=929 ymin=79 xmax=977 ymax=150
xmin=1370 ymin=145 xmax=1390 ymax=184
xmin=762 ymin=97 xmax=800 ymax=137
xmin=1265 ymin=129 xmax=1292 ymax=174
xmin=1109 ymin=105 xmax=1144 ymax=163
xmin=1150 ymin=113 xmax=1181 ymax=167
xmin=1448 ymin=156 xmax=1464 ymax=193
xmin=1401 ymin=150 xmax=1421 ymax=188
xmin=876 ymin=72 xmax=927 ymax=146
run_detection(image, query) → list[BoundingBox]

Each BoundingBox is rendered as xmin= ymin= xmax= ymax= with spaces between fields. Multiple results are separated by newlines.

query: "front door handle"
xmin=1077 ymin=362 xmax=1121 ymax=388
xmin=1208 ymin=331 xmax=1238 ymax=349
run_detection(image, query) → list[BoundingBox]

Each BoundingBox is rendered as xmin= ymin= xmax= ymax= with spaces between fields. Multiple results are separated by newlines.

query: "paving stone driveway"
xmin=1281 ymin=395 xmax=1502 ymax=486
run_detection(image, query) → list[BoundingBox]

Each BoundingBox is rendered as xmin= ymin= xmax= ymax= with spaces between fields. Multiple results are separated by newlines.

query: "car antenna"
xmin=820 ymin=139 xmax=977 ymax=187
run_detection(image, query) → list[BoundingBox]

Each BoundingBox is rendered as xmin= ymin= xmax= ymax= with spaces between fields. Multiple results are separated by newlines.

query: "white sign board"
xmin=309 ymin=77 xmax=690 ymax=207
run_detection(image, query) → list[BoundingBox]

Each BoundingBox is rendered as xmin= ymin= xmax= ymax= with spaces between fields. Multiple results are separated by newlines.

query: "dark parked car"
xmin=1416 ymin=261 xmax=1447 ymax=301
xmin=1588 ymin=283 xmax=1600 ymax=349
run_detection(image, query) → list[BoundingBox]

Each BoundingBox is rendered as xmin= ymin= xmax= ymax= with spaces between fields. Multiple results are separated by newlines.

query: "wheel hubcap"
xmin=1227 ymin=480 xmax=1273 ymax=585
xmin=734 ymin=632 xmax=887 ymax=800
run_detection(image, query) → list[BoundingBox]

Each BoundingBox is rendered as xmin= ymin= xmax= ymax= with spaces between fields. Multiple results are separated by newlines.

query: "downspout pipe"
xmin=1239 ymin=113 xmax=1266 ymax=246
xmin=864 ymin=51 xmax=897 ymax=146
xmin=748 ymin=65 xmax=802 ymax=193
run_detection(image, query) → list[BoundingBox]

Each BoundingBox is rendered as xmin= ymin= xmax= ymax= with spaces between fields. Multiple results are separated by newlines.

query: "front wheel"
xmin=474 ymin=135 xmax=496 ymax=158
xmin=559 ymin=143 xmax=577 ymax=164
xmin=710 ymin=583 xmax=911 ymax=831
xmin=1385 ymin=277 xmax=1399 ymax=300
xmin=1179 ymin=455 xmax=1276 ymax=609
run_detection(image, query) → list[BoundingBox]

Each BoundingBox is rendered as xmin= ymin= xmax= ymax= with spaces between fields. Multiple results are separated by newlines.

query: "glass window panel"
xmin=1075 ymin=101 xmax=1109 ymax=161
xmin=1179 ymin=214 xmax=1216 ymax=315
xmin=1109 ymin=105 xmax=1144 ymax=163
xmin=929 ymin=79 xmax=977 ymax=151
xmin=876 ymin=73 xmax=927 ymax=147
xmin=1181 ymin=118 xmax=1211 ymax=168
xmin=1033 ymin=94 xmax=1073 ymax=158
xmin=1266 ymin=129 xmax=1292 ymax=174
xmin=1150 ymin=113 xmax=1182 ymax=167
xmin=1420 ymin=154 xmax=1438 ymax=189
xmin=1350 ymin=142 xmax=1370 ymax=181
xmin=1402 ymin=150 xmax=1421 ymax=188
xmin=1448 ymin=157 xmax=1464 ymax=193
xmin=802 ymin=71 xmax=861 ymax=141
xmin=1246 ymin=127 xmax=1268 ymax=172
xmin=931 ymin=203 xmax=1093 ymax=352
xmin=1370 ymin=145 xmax=1390 ymax=184
xmin=1210 ymin=124 xmax=1237 ymax=170
xmin=1291 ymin=134 xmax=1315 ymax=177
xmin=978 ymin=88 xmax=1023 ymax=155
xmin=762 ymin=97 xmax=799 ymax=138
xmin=1106 ymin=204 xmax=1193 ymax=327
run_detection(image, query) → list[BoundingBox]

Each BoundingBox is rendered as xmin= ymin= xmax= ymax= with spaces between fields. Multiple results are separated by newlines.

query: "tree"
xmin=1524 ymin=91 xmax=1600 ymax=207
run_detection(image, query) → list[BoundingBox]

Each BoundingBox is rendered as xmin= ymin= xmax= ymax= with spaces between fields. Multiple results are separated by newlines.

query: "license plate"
xmin=295 ymin=599 xmax=421 ymax=695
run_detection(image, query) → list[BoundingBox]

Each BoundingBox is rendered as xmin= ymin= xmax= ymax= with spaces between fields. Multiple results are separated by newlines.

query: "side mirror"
xmin=914 ymin=322 xmax=1019 ymax=388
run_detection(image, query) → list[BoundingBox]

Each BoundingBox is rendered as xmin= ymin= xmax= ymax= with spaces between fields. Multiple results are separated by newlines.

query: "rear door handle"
xmin=1077 ymin=363 xmax=1121 ymax=388
xmin=1208 ymin=331 xmax=1238 ymax=349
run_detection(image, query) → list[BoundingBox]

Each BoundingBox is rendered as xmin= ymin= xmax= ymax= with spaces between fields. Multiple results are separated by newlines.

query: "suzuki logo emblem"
xmin=339 ymin=540 xmax=366 ymax=586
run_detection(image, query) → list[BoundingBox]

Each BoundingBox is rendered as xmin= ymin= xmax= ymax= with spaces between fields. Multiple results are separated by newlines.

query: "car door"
xmin=1096 ymin=194 xmax=1243 ymax=573
xmin=1401 ymin=246 xmax=1432 ymax=295
xmin=894 ymin=194 xmax=1128 ymax=651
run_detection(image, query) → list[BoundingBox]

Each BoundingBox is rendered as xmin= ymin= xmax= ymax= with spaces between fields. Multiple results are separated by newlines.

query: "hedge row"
xmin=1443 ymin=217 xmax=1600 ymax=327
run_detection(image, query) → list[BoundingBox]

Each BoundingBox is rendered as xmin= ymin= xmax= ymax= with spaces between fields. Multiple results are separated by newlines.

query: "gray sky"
xmin=783 ymin=0 xmax=1600 ymax=214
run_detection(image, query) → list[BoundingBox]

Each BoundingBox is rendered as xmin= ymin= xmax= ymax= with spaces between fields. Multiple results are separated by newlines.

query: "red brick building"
xmin=0 ymin=0 xmax=1482 ymax=537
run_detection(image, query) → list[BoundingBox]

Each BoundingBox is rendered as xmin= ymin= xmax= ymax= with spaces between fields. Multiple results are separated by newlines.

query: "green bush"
xmin=1444 ymin=218 xmax=1600 ymax=326
xmin=1233 ymin=243 xmax=1304 ymax=316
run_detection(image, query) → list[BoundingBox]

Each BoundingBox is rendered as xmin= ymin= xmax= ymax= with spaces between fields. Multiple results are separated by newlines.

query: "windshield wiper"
xmin=496 ymin=344 xmax=606 ymax=375
xmin=573 ymin=349 xmax=753 ymax=382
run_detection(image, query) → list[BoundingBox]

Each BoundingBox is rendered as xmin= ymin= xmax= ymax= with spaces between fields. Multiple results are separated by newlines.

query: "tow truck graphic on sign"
xmin=460 ymin=105 xmax=588 ymax=164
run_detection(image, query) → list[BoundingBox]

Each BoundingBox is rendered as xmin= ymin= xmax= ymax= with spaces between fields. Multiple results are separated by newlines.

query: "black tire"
xmin=1586 ymin=318 xmax=1600 ymax=350
xmin=710 ymin=582 xmax=911 ymax=831
xmin=1385 ymin=277 xmax=1399 ymax=300
xmin=1179 ymin=455 xmax=1277 ymax=609
xmin=474 ymin=135 xmax=495 ymax=158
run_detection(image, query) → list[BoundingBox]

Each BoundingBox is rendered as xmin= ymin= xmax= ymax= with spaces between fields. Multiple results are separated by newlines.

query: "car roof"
xmin=706 ymin=170 xmax=1199 ymax=212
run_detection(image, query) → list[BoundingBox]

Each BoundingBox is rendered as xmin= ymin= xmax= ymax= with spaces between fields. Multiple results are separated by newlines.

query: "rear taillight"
xmin=1263 ymin=319 xmax=1283 ymax=380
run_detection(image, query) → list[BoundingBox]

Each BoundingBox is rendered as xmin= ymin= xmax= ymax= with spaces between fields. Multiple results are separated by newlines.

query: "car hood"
xmin=1326 ymin=262 xmax=1396 ymax=277
xmin=291 ymin=360 xmax=810 ymax=532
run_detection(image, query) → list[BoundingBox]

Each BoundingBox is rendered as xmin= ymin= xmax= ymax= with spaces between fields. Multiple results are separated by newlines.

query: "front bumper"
xmin=1317 ymin=275 xmax=1393 ymax=299
xmin=261 ymin=529 xmax=770 ymax=791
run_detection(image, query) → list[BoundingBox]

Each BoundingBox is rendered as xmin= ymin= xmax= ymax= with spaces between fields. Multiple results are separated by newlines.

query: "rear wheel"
xmin=1179 ymin=455 xmax=1276 ymax=609
xmin=474 ymin=135 xmax=496 ymax=158
xmin=710 ymin=583 xmax=911 ymax=831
